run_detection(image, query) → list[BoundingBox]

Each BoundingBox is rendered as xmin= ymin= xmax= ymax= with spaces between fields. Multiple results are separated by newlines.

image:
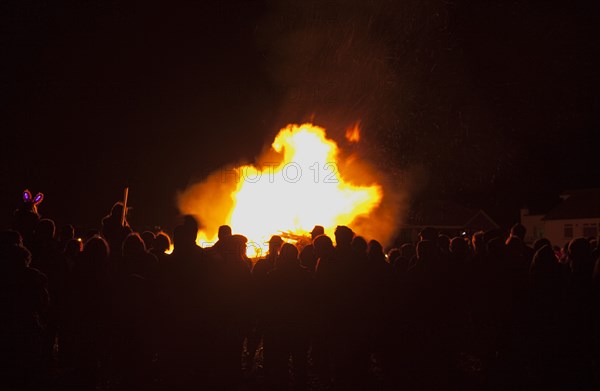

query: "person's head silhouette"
xmin=334 ymin=225 xmax=354 ymax=248
xmin=311 ymin=225 xmax=325 ymax=241
xmin=221 ymin=234 xmax=248 ymax=261
xmin=154 ymin=232 xmax=171 ymax=254
xmin=351 ymin=236 xmax=368 ymax=255
xmin=419 ymin=227 xmax=438 ymax=242
xmin=510 ymin=223 xmax=526 ymax=241
xmin=314 ymin=235 xmax=334 ymax=259
xmin=218 ymin=225 xmax=232 ymax=240
xmin=277 ymin=243 xmax=299 ymax=267
xmin=268 ymin=235 xmax=284 ymax=256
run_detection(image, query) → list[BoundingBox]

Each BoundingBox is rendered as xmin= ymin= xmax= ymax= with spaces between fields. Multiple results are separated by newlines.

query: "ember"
xmin=345 ymin=122 xmax=361 ymax=143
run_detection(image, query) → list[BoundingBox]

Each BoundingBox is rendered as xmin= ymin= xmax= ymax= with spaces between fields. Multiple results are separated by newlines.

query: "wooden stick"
xmin=121 ymin=187 xmax=129 ymax=226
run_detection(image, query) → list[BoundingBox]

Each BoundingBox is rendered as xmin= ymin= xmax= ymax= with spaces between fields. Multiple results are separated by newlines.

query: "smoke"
xmin=255 ymin=0 xmax=443 ymax=133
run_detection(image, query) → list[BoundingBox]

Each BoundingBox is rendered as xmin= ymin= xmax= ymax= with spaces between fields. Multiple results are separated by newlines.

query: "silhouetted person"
xmin=83 ymin=228 xmax=100 ymax=243
xmin=533 ymin=237 xmax=552 ymax=253
xmin=0 ymin=232 xmax=48 ymax=390
xmin=569 ymin=237 xmax=595 ymax=278
xmin=211 ymin=224 xmax=232 ymax=253
xmin=418 ymin=226 xmax=438 ymax=242
xmin=527 ymin=244 xmax=563 ymax=389
xmin=296 ymin=225 xmax=323 ymax=274
xmin=248 ymin=235 xmax=284 ymax=366
xmin=58 ymin=223 xmax=75 ymax=251
xmin=113 ymin=233 xmax=157 ymax=390
xmin=468 ymin=231 xmax=495 ymax=370
xmin=438 ymin=234 xmax=451 ymax=254
xmin=59 ymin=238 xmax=82 ymax=368
xmin=30 ymin=218 xmax=67 ymax=376
xmin=450 ymin=236 xmax=469 ymax=263
xmin=299 ymin=243 xmax=317 ymax=273
xmin=471 ymin=231 xmax=486 ymax=256
xmin=120 ymin=232 xmax=157 ymax=278
xmin=212 ymin=234 xmax=253 ymax=390
xmin=12 ymin=189 xmax=44 ymax=250
xmin=334 ymin=225 xmax=354 ymax=249
xmin=558 ymin=241 xmax=570 ymax=264
xmin=311 ymin=225 xmax=325 ymax=240
xmin=404 ymin=239 xmax=450 ymax=389
xmin=68 ymin=236 xmax=110 ymax=390
xmin=151 ymin=231 xmax=171 ymax=265
xmin=560 ymin=237 xmax=595 ymax=389
xmin=449 ymin=236 xmax=470 ymax=313
xmin=366 ymin=239 xmax=392 ymax=379
xmin=491 ymin=236 xmax=531 ymax=389
xmin=219 ymin=224 xmax=232 ymax=239
xmin=153 ymin=231 xmax=171 ymax=253
xmin=263 ymin=243 xmax=313 ymax=390
xmin=592 ymin=250 xmax=600 ymax=387
xmin=252 ymin=235 xmax=284 ymax=282
xmin=508 ymin=222 xmax=535 ymax=262
xmin=447 ymin=236 xmax=471 ymax=373
xmin=171 ymin=215 xmax=204 ymax=259
xmin=140 ymin=230 xmax=156 ymax=252
xmin=592 ymin=239 xmax=600 ymax=262
xmin=330 ymin=226 xmax=369 ymax=389
xmin=157 ymin=220 xmax=210 ymax=390
xmin=469 ymin=233 xmax=509 ymax=380
xmin=509 ymin=223 xmax=526 ymax=241
xmin=351 ymin=236 xmax=368 ymax=261
xmin=101 ymin=202 xmax=131 ymax=262
xmin=312 ymin=234 xmax=337 ymax=385
xmin=394 ymin=242 xmax=415 ymax=276
xmin=387 ymin=247 xmax=400 ymax=265
xmin=63 ymin=238 xmax=82 ymax=272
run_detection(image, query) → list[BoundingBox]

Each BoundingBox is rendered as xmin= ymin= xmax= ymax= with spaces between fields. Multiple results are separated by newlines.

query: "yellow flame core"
xmin=195 ymin=123 xmax=382 ymax=257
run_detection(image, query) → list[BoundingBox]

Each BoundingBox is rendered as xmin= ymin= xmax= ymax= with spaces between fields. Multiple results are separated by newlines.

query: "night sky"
xmin=2 ymin=0 xmax=599 ymax=232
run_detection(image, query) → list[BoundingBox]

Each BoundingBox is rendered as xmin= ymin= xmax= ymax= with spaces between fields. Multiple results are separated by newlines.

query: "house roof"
xmin=543 ymin=188 xmax=600 ymax=220
xmin=465 ymin=210 xmax=500 ymax=231
xmin=407 ymin=200 xmax=498 ymax=231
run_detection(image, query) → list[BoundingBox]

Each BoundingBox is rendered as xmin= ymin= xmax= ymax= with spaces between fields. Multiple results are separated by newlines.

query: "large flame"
xmin=179 ymin=123 xmax=384 ymax=257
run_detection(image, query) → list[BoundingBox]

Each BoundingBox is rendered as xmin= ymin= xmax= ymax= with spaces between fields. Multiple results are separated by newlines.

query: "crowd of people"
xmin=2 ymin=191 xmax=600 ymax=390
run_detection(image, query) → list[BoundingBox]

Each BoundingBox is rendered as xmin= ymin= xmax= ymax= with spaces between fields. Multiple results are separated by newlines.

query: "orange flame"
xmin=345 ymin=122 xmax=361 ymax=143
xmin=179 ymin=123 xmax=383 ymax=257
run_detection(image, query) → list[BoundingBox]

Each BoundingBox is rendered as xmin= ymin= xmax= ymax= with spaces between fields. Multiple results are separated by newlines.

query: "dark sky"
xmin=2 ymin=0 xmax=599 ymax=231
